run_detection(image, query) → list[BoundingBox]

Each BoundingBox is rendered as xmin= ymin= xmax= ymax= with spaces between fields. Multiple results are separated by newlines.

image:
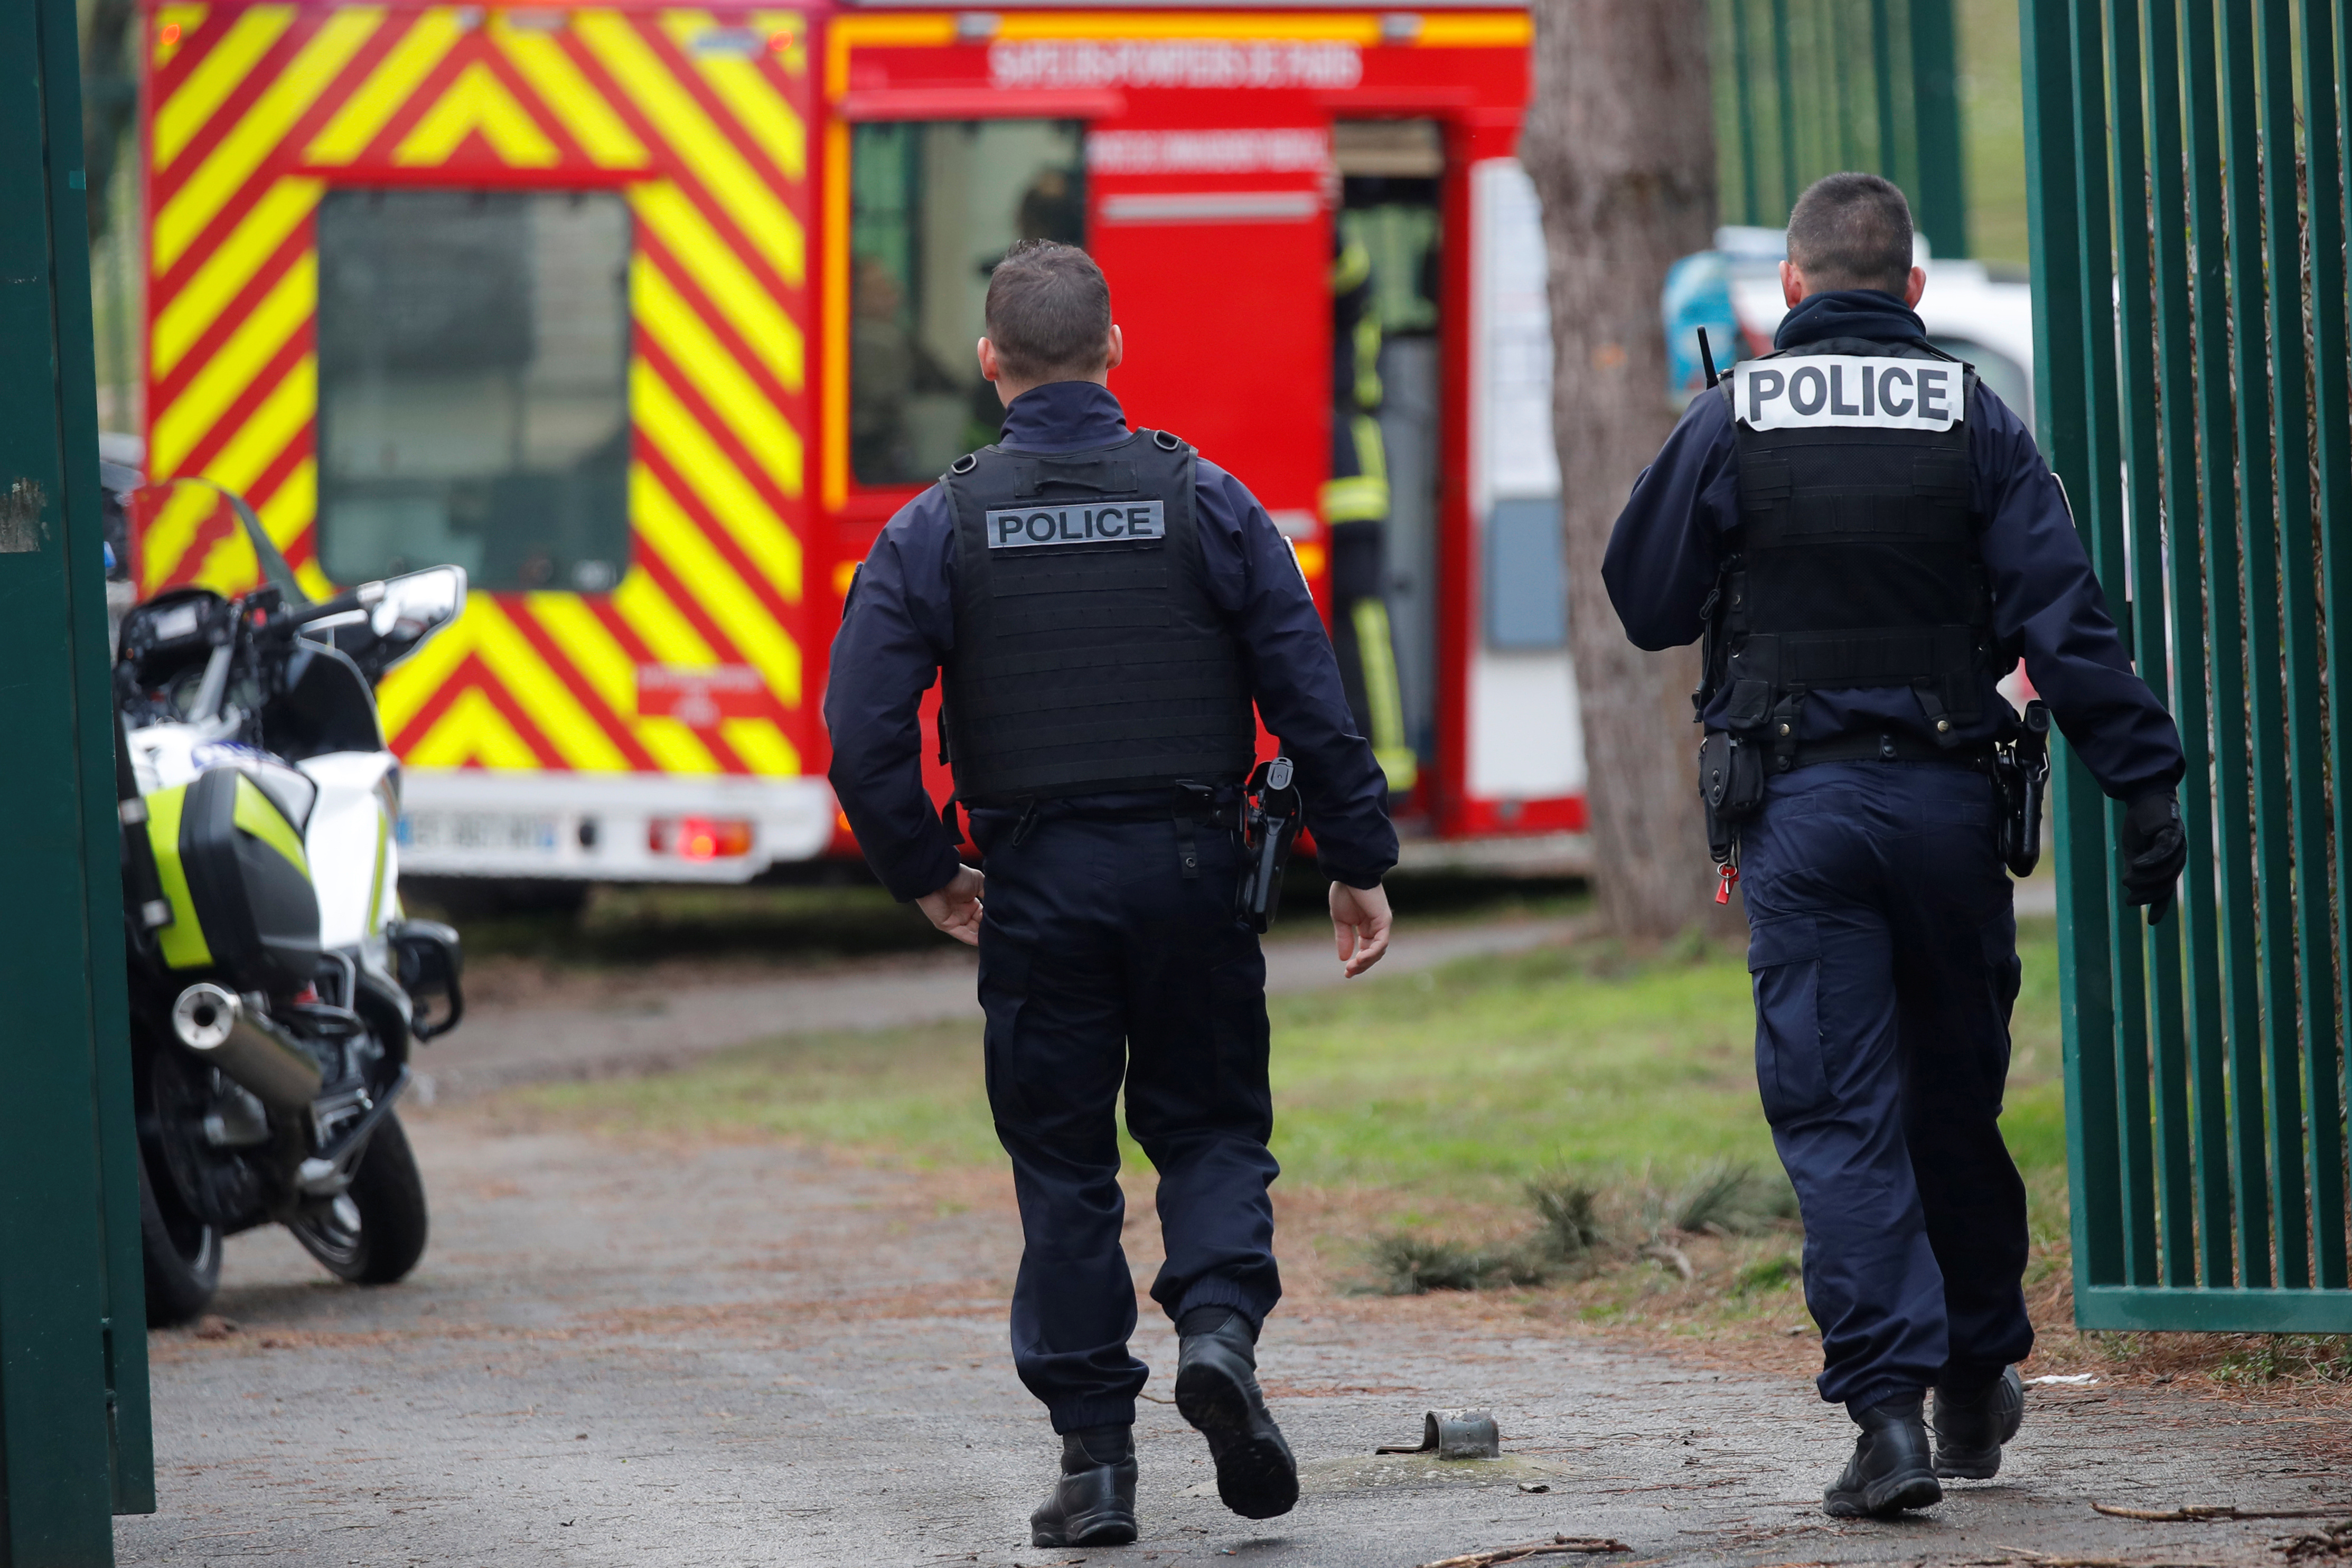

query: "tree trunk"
xmin=1521 ymin=0 xmax=1726 ymax=940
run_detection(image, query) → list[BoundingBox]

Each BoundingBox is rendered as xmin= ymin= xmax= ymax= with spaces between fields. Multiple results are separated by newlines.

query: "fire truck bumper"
xmin=394 ymin=770 xmax=837 ymax=883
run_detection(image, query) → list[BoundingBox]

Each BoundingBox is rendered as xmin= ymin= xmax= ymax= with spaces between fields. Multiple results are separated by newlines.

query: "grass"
xmin=496 ymin=907 xmax=2352 ymax=1394
xmin=510 ymin=911 xmax=2068 ymax=1229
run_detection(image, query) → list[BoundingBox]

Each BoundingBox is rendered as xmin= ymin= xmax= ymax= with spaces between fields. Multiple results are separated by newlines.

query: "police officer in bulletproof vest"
xmin=826 ymin=240 xmax=1400 ymax=1546
xmin=1606 ymin=174 xmax=2189 ymax=1518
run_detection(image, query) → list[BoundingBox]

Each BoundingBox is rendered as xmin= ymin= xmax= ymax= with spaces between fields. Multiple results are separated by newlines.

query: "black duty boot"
xmin=1932 ymin=1365 xmax=2025 ymax=1479
xmin=1822 ymin=1393 xmax=1942 ymax=1519
xmin=1029 ymin=1425 xmax=1138 ymax=1547
xmin=1173 ymin=1309 xmax=1298 ymax=1520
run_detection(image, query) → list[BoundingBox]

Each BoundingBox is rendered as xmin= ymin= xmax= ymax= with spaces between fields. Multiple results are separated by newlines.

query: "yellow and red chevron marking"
xmin=142 ymin=4 xmax=813 ymax=776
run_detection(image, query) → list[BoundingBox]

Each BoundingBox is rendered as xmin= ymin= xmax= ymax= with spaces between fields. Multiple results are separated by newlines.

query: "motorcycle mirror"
xmin=369 ymin=565 xmax=467 ymax=646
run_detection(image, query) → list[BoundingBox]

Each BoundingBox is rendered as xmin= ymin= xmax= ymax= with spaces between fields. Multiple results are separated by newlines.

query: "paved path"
xmin=419 ymin=916 xmax=1589 ymax=1096
xmin=121 ymin=1112 xmax=2348 ymax=1568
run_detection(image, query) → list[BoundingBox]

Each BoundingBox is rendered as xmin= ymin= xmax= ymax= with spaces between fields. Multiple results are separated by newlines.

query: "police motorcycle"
xmin=114 ymin=482 xmax=465 ymax=1323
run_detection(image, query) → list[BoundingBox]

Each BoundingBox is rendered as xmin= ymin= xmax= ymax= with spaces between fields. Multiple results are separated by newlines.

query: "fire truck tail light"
xmin=649 ymin=817 xmax=755 ymax=860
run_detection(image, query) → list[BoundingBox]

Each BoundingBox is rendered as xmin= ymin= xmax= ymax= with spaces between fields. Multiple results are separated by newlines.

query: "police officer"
xmin=1606 ymin=174 xmax=2188 ymax=1518
xmin=826 ymin=240 xmax=1400 ymax=1547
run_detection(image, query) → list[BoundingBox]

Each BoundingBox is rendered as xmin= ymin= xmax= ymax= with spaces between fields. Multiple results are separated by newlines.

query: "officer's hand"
xmin=917 ymin=865 xmax=986 ymax=946
xmin=1330 ymin=880 xmax=1392 ymax=978
xmin=2119 ymin=789 xmax=2187 ymax=926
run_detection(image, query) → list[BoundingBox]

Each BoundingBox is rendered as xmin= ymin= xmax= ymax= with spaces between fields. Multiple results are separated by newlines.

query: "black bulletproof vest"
xmin=1710 ymin=337 xmax=1993 ymax=755
xmin=940 ymin=429 xmax=1257 ymax=804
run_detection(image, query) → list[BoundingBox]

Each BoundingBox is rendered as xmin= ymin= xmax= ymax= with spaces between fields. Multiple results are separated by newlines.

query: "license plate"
xmin=398 ymin=811 xmax=560 ymax=854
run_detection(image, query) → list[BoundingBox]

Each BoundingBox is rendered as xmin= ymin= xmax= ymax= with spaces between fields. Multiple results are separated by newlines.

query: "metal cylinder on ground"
xmin=169 ymin=983 xmax=323 ymax=1109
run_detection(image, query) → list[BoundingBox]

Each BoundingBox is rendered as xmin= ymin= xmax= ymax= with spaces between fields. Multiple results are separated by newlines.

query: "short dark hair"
xmin=985 ymin=240 xmax=1112 ymax=382
xmin=1786 ymin=172 xmax=1915 ymax=294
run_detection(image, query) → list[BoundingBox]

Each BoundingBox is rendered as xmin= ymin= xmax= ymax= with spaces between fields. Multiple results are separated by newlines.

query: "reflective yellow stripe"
xmin=1352 ymin=314 xmax=1384 ymax=409
xmin=632 ymin=256 xmax=807 ymax=502
xmin=154 ymin=8 xmax=381 ymax=271
xmin=494 ymin=15 xmax=650 ymax=167
xmin=406 ymin=688 xmax=542 ymax=769
xmin=231 ymin=774 xmax=310 ymax=879
xmin=630 ymin=463 xmax=803 ymax=706
xmin=152 ymin=176 xmax=321 ymax=378
xmin=660 ymin=10 xmax=807 ymax=179
xmin=1320 ymin=474 xmax=1389 ymax=524
xmin=304 ymin=8 xmax=465 ymax=164
xmin=631 ymin=180 xmax=806 ymax=394
xmin=154 ymin=5 xmax=294 ymax=172
xmin=576 ymin=11 xmax=805 ymax=286
xmin=151 ymin=249 xmax=314 ymax=475
xmin=1349 ymin=598 xmax=1418 ymax=792
xmin=394 ymin=59 xmax=560 ymax=167
xmin=145 ymin=786 xmax=214 ymax=971
xmin=1329 ymin=237 xmax=1370 ymax=294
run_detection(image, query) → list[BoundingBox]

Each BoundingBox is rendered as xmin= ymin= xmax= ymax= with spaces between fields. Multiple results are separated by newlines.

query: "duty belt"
xmin=1785 ymin=730 xmax=1997 ymax=771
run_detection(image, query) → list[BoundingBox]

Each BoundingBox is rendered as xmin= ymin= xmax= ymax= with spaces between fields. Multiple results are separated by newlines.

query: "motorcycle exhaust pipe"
xmin=170 ymin=983 xmax=323 ymax=1110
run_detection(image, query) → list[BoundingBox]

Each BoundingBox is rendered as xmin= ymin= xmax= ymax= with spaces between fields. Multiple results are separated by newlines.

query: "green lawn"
xmin=516 ymin=914 xmax=2068 ymax=1232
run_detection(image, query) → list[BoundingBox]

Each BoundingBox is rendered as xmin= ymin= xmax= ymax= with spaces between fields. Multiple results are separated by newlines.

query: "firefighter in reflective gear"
xmin=1606 ymin=175 xmax=2187 ymax=1519
xmin=1324 ymin=231 xmax=1419 ymax=794
xmin=825 ymin=241 xmax=1399 ymax=1549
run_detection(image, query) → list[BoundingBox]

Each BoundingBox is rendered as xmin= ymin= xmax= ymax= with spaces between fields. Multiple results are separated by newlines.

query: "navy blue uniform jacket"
xmin=826 ymin=380 xmax=1400 ymax=903
xmin=1604 ymin=289 xmax=2185 ymax=801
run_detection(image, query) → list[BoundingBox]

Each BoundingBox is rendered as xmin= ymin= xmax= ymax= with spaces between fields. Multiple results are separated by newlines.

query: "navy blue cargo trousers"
xmin=969 ymin=798 xmax=1282 ymax=1433
xmin=1739 ymin=760 xmax=2036 ymax=1411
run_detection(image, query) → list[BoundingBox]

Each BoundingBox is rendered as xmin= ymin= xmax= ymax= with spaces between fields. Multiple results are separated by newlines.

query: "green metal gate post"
xmin=2023 ymin=0 xmax=2352 ymax=1331
xmin=0 ymin=0 xmax=158 ymax=1561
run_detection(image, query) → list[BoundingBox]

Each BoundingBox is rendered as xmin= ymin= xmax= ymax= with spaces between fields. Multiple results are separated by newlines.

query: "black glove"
xmin=2119 ymin=789 xmax=2186 ymax=926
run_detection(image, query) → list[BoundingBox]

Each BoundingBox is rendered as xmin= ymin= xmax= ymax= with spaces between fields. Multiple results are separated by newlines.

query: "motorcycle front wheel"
xmin=288 ymin=1110 xmax=430 ymax=1285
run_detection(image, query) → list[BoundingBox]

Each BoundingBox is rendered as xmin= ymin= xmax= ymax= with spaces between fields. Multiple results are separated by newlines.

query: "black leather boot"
xmin=1933 ymin=1366 xmax=2025 ymax=1479
xmin=1822 ymin=1393 xmax=1942 ymax=1518
xmin=1029 ymin=1425 xmax=1138 ymax=1547
xmin=1173 ymin=1309 xmax=1297 ymax=1520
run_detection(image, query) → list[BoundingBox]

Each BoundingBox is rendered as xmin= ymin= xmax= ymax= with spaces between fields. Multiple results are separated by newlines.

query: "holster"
xmin=1994 ymin=699 xmax=2052 ymax=878
xmin=1698 ymin=729 xmax=1765 ymax=865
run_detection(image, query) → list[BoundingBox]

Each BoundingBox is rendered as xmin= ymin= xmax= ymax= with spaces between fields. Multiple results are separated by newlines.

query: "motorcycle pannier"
xmin=145 ymin=768 xmax=322 ymax=991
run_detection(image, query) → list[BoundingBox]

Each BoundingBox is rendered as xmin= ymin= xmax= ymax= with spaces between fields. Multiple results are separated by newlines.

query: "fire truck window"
xmin=849 ymin=119 xmax=1085 ymax=486
xmin=314 ymin=190 xmax=631 ymax=594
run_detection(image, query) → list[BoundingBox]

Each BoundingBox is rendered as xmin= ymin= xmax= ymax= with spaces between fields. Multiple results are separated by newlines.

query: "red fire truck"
xmin=136 ymin=0 xmax=1584 ymax=886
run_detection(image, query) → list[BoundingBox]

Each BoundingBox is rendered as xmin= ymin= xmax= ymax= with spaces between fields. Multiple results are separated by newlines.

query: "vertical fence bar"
xmin=1911 ymin=0 xmax=1967 ymax=254
xmin=2067 ymin=0 xmax=2157 ymax=1289
xmin=1833 ymin=0 xmax=1861 ymax=168
xmin=2179 ymin=0 xmax=2273 ymax=1289
xmin=2296 ymin=0 xmax=2352 ymax=1290
xmin=2261 ymin=0 xmax=2350 ymax=1297
xmin=2103 ymin=0 xmax=2192 ymax=1285
xmin=2025 ymin=0 xmax=2128 ymax=1292
xmin=1768 ymin=0 xmax=1787 ymax=215
xmin=1872 ymin=0 xmax=1900 ymax=176
xmin=2141 ymin=0 xmax=2235 ymax=1288
xmin=1733 ymin=0 xmax=1766 ymax=223
xmin=2219 ymin=0 xmax=2307 ymax=1289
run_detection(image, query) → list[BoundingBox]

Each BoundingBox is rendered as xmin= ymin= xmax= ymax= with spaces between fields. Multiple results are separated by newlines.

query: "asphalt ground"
xmin=119 ymin=1112 xmax=2348 ymax=1568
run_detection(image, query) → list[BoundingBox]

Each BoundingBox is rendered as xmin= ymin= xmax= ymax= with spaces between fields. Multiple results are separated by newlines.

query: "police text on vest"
xmin=1733 ymin=356 xmax=1964 ymax=432
xmin=986 ymin=500 xmax=1167 ymax=549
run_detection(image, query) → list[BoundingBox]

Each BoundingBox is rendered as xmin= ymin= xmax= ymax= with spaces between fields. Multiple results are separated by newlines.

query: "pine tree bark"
xmin=1521 ymin=0 xmax=1725 ymax=940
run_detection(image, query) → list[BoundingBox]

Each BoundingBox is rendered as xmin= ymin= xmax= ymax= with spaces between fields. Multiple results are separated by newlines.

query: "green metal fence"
xmin=1709 ymin=0 xmax=1970 ymax=256
xmin=2023 ymin=0 xmax=2352 ymax=1331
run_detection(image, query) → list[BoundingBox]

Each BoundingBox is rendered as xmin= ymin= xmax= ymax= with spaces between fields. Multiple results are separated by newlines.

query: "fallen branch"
xmin=1418 ymin=1536 xmax=1631 ymax=1567
xmin=2092 ymin=1503 xmax=2352 ymax=1523
xmin=1971 ymin=1548 xmax=2239 ymax=1568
